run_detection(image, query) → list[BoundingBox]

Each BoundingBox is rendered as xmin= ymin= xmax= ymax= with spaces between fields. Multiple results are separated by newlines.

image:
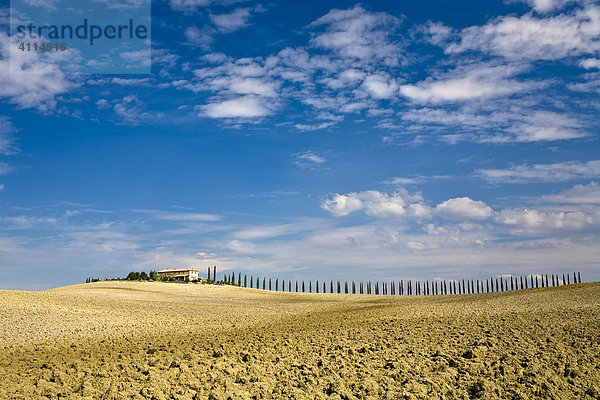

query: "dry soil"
xmin=1 ymin=281 xmax=599 ymax=399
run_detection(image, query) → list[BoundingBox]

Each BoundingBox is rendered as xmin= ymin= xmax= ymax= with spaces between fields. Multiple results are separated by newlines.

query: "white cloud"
xmin=435 ymin=197 xmax=494 ymax=220
xmin=322 ymin=189 xmax=427 ymax=218
xmin=202 ymin=96 xmax=271 ymax=118
xmin=295 ymin=151 xmax=326 ymax=164
xmin=0 ymin=161 xmax=13 ymax=176
xmin=496 ymin=207 xmax=600 ymax=234
xmin=477 ymin=160 xmax=600 ymax=183
xmin=400 ymin=64 xmax=529 ymax=103
xmin=210 ymin=7 xmax=252 ymax=33
xmin=516 ymin=0 xmax=578 ymax=13
xmin=321 ymin=193 xmax=365 ymax=217
xmin=580 ymin=58 xmax=600 ymax=69
xmin=309 ymin=5 xmax=404 ymax=66
xmin=113 ymin=95 xmax=160 ymax=126
xmin=120 ymin=49 xmax=151 ymax=67
xmin=185 ymin=26 xmax=215 ymax=49
xmin=540 ymin=182 xmax=600 ymax=204
xmin=294 ymin=122 xmax=335 ymax=131
xmin=399 ymin=106 xmax=586 ymax=144
xmin=111 ymin=78 xmax=152 ymax=86
xmin=0 ymin=33 xmax=72 ymax=112
xmin=228 ymin=77 xmax=277 ymax=97
xmin=361 ymin=75 xmax=398 ymax=99
xmin=0 ymin=117 xmax=18 ymax=155
xmin=446 ymin=5 xmax=600 ymax=60
xmin=509 ymin=111 xmax=585 ymax=142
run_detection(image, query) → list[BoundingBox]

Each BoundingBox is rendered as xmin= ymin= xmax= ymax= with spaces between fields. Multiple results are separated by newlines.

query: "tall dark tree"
xmin=578 ymin=272 xmax=581 ymax=283
xmin=309 ymin=281 xmax=312 ymax=293
xmin=208 ymin=267 xmax=211 ymax=281
xmin=316 ymin=280 xmax=319 ymax=293
xmin=337 ymin=281 xmax=341 ymax=294
xmin=375 ymin=282 xmax=379 ymax=295
xmin=330 ymin=280 xmax=333 ymax=294
xmin=276 ymin=279 xmax=279 ymax=291
xmin=302 ymin=281 xmax=305 ymax=293
xmin=244 ymin=275 xmax=247 ymax=288
xmin=269 ymin=278 xmax=272 ymax=291
xmin=213 ymin=266 xmax=217 ymax=282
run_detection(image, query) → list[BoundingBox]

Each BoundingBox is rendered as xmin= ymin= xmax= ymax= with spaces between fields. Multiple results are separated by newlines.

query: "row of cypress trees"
xmin=221 ymin=271 xmax=582 ymax=295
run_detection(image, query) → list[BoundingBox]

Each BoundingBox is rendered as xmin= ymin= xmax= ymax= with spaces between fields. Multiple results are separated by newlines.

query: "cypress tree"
xmin=276 ymin=279 xmax=279 ymax=291
xmin=375 ymin=282 xmax=379 ymax=295
xmin=262 ymin=277 xmax=265 ymax=290
xmin=401 ymin=280 xmax=404 ymax=295
xmin=567 ymin=273 xmax=570 ymax=285
xmin=316 ymin=280 xmax=319 ymax=293
xmin=208 ymin=267 xmax=211 ymax=281
xmin=535 ymin=276 xmax=539 ymax=288
xmin=453 ymin=281 xmax=457 ymax=295
xmin=289 ymin=280 xmax=292 ymax=292
xmin=443 ymin=280 xmax=447 ymax=295
xmin=296 ymin=280 xmax=298 ymax=292
xmin=344 ymin=281 xmax=348 ymax=294
xmin=269 ymin=278 xmax=272 ymax=291
xmin=213 ymin=266 xmax=217 ymax=282
xmin=337 ymin=281 xmax=341 ymax=294
xmin=323 ymin=281 xmax=326 ymax=293
xmin=250 ymin=276 xmax=253 ymax=289
xmin=330 ymin=280 xmax=333 ymax=294
xmin=360 ymin=282 xmax=364 ymax=294
xmin=309 ymin=281 xmax=312 ymax=293
xmin=562 ymin=273 xmax=566 ymax=285
xmin=244 ymin=275 xmax=247 ymax=288
xmin=352 ymin=281 xmax=356 ymax=294
xmin=391 ymin=281 xmax=395 ymax=296
xmin=500 ymin=278 xmax=504 ymax=292
xmin=573 ymin=272 xmax=577 ymax=284
xmin=302 ymin=281 xmax=305 ymax=293
xmin=552 ymin=274 xmax=556 ymax=287
xmin=282 ymin=279 xmax=285 ymax=292
xmin=578 ymin=272 xmax=581 ymax=283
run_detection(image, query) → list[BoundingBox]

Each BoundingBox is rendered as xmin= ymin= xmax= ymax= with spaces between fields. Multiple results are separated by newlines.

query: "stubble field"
xmin=1 ymin=281 xmax=599 ymax=399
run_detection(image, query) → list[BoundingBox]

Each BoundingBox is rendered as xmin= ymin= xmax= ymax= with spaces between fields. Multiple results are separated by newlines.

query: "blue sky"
xmin=1 ymin=0 xmax=599 ymax=290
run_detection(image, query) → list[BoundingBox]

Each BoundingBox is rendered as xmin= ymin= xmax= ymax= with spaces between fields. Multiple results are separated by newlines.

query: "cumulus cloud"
xmin=400 ymin=63 xmax=530 ymax=103
xmin=185 ymin=26 xmax=215 ymax=49
xmin=540 ymin=182 xmax=600 ymax=204
xmin=508 ymin=111 xmax=585 ymax=142
xmin=496 ymin=207 xmax=600 ymax=234
xmin=113 ymin=95 xmax=160 ymax=126
xmin=477 ymin=160 xmax=600 ymax=183
xmin=445 ymin=5 xmax=600 ymax=60
xmin=435 ymin=197 xmax=494 ymax=220
xmin=361 ymin=75 xmax=398 ymax=99
xmin=202 ymin=96 xmax=271 ymax=118
xmin=309 ymin=5 xmax=404 ymax=66
xmin=210 ymin=7 xmax=252 ymax=33
xmin=0 ymin=33 xmax=72 ymax=112
xmin=322 ymin=189 xmax=428 ymax=218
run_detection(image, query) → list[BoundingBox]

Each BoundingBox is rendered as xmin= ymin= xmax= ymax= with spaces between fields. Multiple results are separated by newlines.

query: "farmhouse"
xmin=157 ymin=268 xmax=199 ymax=281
